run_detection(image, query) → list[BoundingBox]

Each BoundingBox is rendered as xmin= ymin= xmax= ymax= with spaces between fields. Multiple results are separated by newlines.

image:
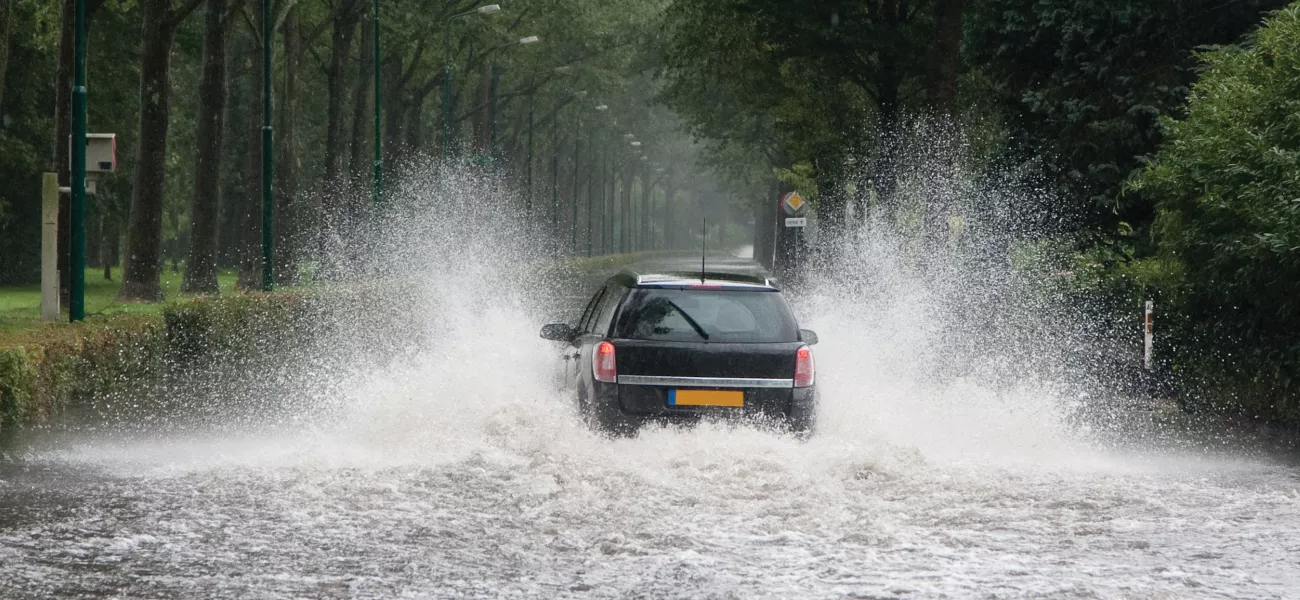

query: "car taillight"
xmin=593 ymin=341 xmax=617 ymax=383
xmin=794 ymin=345 xmax=815 ymax=387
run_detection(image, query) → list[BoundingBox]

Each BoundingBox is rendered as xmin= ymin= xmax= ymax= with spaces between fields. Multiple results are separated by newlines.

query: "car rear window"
xmin=614 ymin=288 xmax=798 ymax=343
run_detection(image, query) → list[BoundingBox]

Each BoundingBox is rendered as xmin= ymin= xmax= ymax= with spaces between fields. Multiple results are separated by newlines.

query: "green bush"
xmin=0 ymin=293 xmax=308 ymax=438
xmin=1128 ymin=4 xmax=1300 ymax=423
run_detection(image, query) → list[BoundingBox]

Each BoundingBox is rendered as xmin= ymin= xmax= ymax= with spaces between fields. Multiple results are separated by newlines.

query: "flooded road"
xmin=3 ymin=298 xmax=1299 ymax=599
xmin=3 ymin=213 xmax=1300 ymax=599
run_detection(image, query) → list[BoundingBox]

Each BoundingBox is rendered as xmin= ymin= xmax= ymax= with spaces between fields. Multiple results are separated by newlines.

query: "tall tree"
xmin=0 ymin=0 xmax=12 ymax=111
xmin=183 ymin=0 xmax=239 ymax=294
xmin=274 ymin=2 xmax=301 ymax=285
xmin=236 ymin=0 xmax=267 ymax=290
xmin=119 ymin=0 xmax=204 ymax=301
xmin=922 ymin=0 xmax=964 ymax=252
xmin=924 ymin=0 xmax=963 ymax=115
xmin=320 ymin=0 xmax=359 ymax=241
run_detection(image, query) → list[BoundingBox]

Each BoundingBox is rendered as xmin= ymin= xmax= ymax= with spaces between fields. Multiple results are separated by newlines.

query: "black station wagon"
xmin=541 ymin=264 xmax=818 ymax=435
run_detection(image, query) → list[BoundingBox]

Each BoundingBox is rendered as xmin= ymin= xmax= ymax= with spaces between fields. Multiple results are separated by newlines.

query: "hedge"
xmin=0 ymin=292 xmax=313 ymax=440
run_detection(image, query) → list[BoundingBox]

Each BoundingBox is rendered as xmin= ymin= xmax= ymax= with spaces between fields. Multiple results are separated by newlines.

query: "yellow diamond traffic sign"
xmin=782 ymin=191 xmax=807 ymax=216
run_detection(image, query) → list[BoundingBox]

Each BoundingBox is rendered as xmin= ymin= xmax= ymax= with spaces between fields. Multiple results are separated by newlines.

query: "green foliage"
xmin=1126 ymin=4 xmax=1300 ymax=423
xmin=966 ymin=0 xmax=1289 ymax=238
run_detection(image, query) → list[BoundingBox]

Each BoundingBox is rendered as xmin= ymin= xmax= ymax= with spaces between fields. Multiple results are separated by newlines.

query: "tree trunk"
xmin=275 ymin=3 xmax=301 ymax=285
xmin=873 ymin=56 xmax=901 ymax=223
xmin=925 ymin=0 xmax=964 ymax=116
xmin=621 ymin=164 xmax=632 ymax=253
xmin=923 ymin=0 xmax=965 ymax=256
xmin=101 ymin=214 xmax=115 ymax=281
xmin=236 ymin=2 xmax=265 ymax=290
xmin=405 ymin=92 xmax=427 ymax=154
xmin=183 ymin=0 xmax=229 ymax=294
xmin=349 ymin=12 xmax=374 ymax=192
xmin=383 ymin=58 xmax=407 ymax=172
xmin=755 ymin=180 xmax=778 ymax=269
xmin=53 ymin=0 xmax=73 ymax=301
xmin=120 ymin=0 xmax=188 ymax=302
xmin=665 ymin=181 xmax=676 ymax=249
xmin=321 ymin=2 xmax=358 ymax=245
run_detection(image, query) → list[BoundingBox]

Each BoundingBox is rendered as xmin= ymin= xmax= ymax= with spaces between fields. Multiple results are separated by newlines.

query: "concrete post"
xmin=41 ymin=173 xmax=60 ymax=321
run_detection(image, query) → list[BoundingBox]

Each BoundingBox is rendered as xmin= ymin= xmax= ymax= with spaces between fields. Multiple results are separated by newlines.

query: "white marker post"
xmin=1143 ymin=300 xmax=1154 ymax=371
xmin=41 ymin=173 xmax=60 ymax=322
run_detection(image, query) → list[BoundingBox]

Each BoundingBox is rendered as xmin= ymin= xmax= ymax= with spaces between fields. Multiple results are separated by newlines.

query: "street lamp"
xmin=442 ymin=4 xmax=501 ymax=161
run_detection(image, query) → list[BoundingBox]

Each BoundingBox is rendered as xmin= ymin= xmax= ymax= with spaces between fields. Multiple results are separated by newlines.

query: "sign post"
xmin=1143 ymin=300 xmax=1154 ymax=371
xmin=777 ymin=191 xmax=808 ymax=282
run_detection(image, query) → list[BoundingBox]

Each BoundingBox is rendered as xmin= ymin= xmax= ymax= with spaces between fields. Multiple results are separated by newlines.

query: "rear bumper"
xmin=590 ymin=379 xmax=815 ymax=423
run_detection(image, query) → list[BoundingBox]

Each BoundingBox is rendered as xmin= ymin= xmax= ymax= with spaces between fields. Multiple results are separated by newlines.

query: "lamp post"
xmin=70 ymin=0 xmax=87 ymax=320
xmin=442 ymin=4 xmax=500 ymax=162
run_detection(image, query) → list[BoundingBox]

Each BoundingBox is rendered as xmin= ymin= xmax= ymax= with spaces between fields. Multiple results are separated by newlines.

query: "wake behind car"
xmin=541 ymin=264 xmax=818 ymax=435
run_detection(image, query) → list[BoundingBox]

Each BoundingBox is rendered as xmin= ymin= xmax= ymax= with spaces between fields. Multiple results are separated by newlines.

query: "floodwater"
xmin=3 ymin=286 xmax=1299 ymax=600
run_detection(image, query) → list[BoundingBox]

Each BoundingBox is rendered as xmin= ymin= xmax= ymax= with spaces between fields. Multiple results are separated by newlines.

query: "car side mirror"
xmin=540 ymin=323 xmax=577 ymax=342
xmin=800 ymin=329 xmax=819 ymax=345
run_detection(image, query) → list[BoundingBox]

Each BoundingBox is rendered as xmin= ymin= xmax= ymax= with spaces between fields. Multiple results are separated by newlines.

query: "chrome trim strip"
xmin=617 ymin=375 xmax=794 ymax=389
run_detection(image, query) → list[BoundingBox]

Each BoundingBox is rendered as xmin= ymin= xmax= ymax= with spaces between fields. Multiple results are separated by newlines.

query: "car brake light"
xmin=593 ymin=341 xmax=617 ymax=383
xmin=794 ymin=345 xmax=815 ymax=387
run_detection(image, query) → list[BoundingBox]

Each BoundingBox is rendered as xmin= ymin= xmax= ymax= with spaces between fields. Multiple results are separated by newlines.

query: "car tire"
xmin=580 ymin=390 xmax=641 ymax=437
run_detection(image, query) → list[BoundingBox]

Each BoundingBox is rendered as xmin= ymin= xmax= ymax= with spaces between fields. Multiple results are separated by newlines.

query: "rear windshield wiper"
xmin=666 ymin=300 xmax=710 ymax=340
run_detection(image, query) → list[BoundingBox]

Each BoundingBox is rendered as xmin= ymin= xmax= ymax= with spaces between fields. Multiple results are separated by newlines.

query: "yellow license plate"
xmin=669 ymin=389 xmax=744 ymax=407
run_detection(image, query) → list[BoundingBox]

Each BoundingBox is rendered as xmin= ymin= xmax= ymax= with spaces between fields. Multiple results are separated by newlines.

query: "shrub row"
xmin=0 ymin=293 xmax=311 ymax=439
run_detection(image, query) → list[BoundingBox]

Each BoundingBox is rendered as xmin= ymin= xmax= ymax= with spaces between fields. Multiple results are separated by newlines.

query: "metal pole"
xmin=261 ymin=0 xmax=274 ymax=291
xmin=373 ymin=0 xmax=382 ymax=206
xmin=70 ymin=0 xmax=87 ymax=321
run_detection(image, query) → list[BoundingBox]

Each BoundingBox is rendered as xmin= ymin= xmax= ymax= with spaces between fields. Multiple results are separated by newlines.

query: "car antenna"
xmin=700 ymin=218 xmax=707 ymax=283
